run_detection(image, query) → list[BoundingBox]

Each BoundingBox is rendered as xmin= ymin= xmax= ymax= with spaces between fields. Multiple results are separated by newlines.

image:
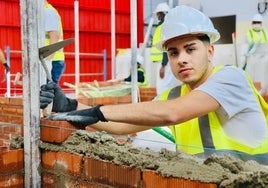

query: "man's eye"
xmin=169 ymin=51 xmax=178 ymax=56
xmin=187 ymin=48 xmax=195 ymax=53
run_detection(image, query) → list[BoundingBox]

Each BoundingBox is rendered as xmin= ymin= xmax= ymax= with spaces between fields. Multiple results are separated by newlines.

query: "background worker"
xmin=239 ymin=13 xmax=268 ymax=69
xmin=0 ymin=48 xmax=9 ymax=73
xmin=150 ymin=2 xmax=177 ymax=95
xmin=119 ymin=54 xmax=149 ymax=87
xmin=40 ymin=5 xmax=268 ymax=165
xmin=44 ymin=0 xmax=65 ymax=84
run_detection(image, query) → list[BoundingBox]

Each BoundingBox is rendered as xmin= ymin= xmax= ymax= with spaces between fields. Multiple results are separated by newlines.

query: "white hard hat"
xmin=154 ymin=2 xmax=170 ymax=14
xmin=159 ymin=5 xmax=220 ymax=50
xmin=137 ymin=54 xmax=144 ymax=65
xmin=252 ymin=14 xmax=263 ymax=22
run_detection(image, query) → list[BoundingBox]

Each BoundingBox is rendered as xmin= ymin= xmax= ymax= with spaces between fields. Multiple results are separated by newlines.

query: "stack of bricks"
xmin=0 ymin=96 xmax=24 ymax=187
xmin=0 ymin=97 xmax=23 ymax=147
xmin=76 ymin=81 xmax=132 ymax=106
xmin=76 ymin=81 xmax=157 ymax=106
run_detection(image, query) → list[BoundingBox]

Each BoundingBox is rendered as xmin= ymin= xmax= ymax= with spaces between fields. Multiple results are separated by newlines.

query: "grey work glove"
xmin=46 ymin=105 xmax=107 ymax=129
xmin=40 ymin=81 xmax=78 ymax=112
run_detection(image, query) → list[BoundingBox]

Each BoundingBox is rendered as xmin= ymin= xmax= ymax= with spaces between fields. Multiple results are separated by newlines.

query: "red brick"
xmin=41 ymin=172 xmax=57 ymax=187
xmin=0 ymin=174 xmax=24 ymax=188
xmin=41 ymin=151 xmax=83 ymax=176
xmin=75 ymin=179 xmax=107 ymax=188
xmin=0 ymin=149 xmax=24 ymax=173
xmin=40 ymin=118 xmax=78 ymax=143
xmin=84 ymin=157 xmax=141 ymax=188
xmin=0 ymin=97 xmax=9 ymax=105
xmin=9 ymin=98 xmax=23 ymax=106
xmin=142 ymin=170 xmax=217 ymax=188
xmin=0 ymin=115 xmax=9 ymax=123
xmin=2 ymin=107 xmax=17 ymax=114
xmin=10 ymin=116 xmax=23 ymax=125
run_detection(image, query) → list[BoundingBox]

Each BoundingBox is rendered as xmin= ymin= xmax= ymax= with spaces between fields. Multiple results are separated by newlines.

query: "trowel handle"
xmin=42 ymin=102 xmax=53 ymax=117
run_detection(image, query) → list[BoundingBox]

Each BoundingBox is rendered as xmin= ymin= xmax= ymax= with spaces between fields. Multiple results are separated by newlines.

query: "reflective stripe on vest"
xmin=45 ymin=4 xmax=64 ymax=61
xmin=247 ymin=29 xmax=268 ymax=43
xmin=150 ymin=24 xmax=163 ymax=62
xmin=162 ymin=66 xmax=268 ymax=165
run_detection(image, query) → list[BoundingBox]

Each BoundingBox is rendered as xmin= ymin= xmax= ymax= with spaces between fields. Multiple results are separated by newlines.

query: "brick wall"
xmin=0 ymin=97 xmax=23 ymax=147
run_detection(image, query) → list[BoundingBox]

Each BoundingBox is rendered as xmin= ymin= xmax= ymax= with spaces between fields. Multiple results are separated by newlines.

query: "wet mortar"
xmin=11 ymin=130 xmax=268 ymax=188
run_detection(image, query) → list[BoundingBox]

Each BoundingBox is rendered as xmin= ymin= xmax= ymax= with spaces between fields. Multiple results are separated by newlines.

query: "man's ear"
xmin=207 ymin=44 xmax=214 ymax=62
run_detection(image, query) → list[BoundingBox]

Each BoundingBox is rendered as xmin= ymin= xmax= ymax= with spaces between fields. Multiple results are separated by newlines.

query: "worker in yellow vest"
xmin=116 ymin=54 xmax=149 ymax=87
xmin=40 ymin=5 xmax=268 ymax=165
xmin=150 ymin=2 xmax=177 ymax=95
xmin=44 ymin=0 xmax=65 ymax=84
xmin=239 ymin=13 xmax=268 ymax=69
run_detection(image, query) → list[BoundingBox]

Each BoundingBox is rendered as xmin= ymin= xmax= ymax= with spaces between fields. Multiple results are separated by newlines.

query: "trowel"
xmin=39 ymin=38 xmax=74 ymax=81
xmin=39 ymin=38 xmax=74 ymax=116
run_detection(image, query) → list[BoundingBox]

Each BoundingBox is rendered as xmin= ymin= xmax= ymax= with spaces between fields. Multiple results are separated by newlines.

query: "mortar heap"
xmin=26 ymin=130 xmax=268 ymax=188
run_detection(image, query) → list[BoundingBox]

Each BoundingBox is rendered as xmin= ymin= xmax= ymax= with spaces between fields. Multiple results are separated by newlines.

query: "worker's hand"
xmin=40 ymin=81 xmax=78 ymax=112
xmin=159 ymin=65 xmax=165 ymax=79
xmin=3 ymin=63 xmax=10 ymax=73
xmin=46 ymin=105 xmax=107 ymax=128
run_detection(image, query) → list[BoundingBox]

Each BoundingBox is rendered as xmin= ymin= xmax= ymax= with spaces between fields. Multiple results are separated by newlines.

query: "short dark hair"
xmin=197 ymin=35 xmax=210 ymax=43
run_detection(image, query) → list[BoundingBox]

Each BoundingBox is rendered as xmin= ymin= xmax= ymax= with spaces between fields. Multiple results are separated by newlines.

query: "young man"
xmin=40 ymin=6 xmax=268 ymax=165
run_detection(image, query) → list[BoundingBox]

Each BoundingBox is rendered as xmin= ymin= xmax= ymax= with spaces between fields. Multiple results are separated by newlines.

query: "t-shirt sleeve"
xmin=195 ymin=66 xmax=253 ymax=118
xmin=44 ymin=8 xmax=59 ymax=32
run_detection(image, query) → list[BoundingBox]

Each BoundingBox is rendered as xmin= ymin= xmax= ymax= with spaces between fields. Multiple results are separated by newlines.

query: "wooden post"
xmin=20 ymin=0 xmax=42 ymax=187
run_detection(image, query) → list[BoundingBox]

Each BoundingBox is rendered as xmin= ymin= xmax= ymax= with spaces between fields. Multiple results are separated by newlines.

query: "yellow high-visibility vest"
xmin=150 ymin=24 xmax=163 ymax=62
xmin=137 ymin=67 xmax=150 ymax=87
xmin=159 ymin=65 xmax=268 ymax=165
xmin=247 ymin=29 xmax=268 ymax=44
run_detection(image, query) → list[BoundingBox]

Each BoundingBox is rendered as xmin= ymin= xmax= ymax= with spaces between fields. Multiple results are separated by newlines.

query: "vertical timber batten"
xmin=20 ymin=0 xmax=41 ymax=187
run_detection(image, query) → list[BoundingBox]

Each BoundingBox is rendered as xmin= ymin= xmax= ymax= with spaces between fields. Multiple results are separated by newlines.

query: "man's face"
xmin=165 ymin=36 xmax=214 ymax=89
xmin=156 ymin=12 xmax=165 ymax=21
xmin=252 ymin=21 xmax=262 ymax=31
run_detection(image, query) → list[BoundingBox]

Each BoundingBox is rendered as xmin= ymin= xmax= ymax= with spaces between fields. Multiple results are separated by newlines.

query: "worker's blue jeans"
xmin=51 ymin=60 xmax=65 ymax=84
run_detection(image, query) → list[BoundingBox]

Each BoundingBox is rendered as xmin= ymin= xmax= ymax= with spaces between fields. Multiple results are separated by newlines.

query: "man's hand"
xmin=3 ymin=63 xmax=10 ymax=73
xmin=46 ymin=105 xmax=107 ymax=128
xmin=40 ymin=82 xmax=78 ymax=112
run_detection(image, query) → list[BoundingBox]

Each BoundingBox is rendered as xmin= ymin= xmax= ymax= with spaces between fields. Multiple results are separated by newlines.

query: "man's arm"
xmin=0 ymin=48 xmax=9 ymax=72
xmin=99 ymin=90 xmax=220 ymax=126
xmin=46 ymin=30 xmax=60 ymax=60
xmin=42 ymin=82 xmax=220 ymax=132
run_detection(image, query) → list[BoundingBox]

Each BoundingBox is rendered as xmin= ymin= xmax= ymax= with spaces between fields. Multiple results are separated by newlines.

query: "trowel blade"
xmin=39 ymin=38 xmax=74 ymax=58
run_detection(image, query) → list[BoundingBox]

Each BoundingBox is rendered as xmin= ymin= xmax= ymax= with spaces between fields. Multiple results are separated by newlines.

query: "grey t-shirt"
xmin=196 ymin=66 xmax=267 ymax=147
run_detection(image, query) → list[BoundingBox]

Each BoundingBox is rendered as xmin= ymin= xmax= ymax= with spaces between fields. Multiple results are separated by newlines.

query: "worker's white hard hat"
xmin=252 ymin=14 xmax=263 ymax=22
xmin=137 ymin=54 xmax=144 ymax=65
xmin=154 ymin=2 xmax=170 ymax=14
xmin=159 ymin=5 xmax=220 ymax=50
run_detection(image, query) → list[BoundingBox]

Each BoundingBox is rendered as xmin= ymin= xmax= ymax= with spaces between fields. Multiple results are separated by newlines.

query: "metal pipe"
xmin=131 ymin=0 xmax=138 ymax=103
xmin=74 ymin=0 xmax=80 ymax=97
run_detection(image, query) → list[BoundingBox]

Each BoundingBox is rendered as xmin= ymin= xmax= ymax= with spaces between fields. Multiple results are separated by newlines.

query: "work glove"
xmin=46 ymin=105 xmax=107 ymax=129
xmin=3 ymin=63 xmax=10 ymax=73
xmin=40 ymin=81 xmax=78 ymax=112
